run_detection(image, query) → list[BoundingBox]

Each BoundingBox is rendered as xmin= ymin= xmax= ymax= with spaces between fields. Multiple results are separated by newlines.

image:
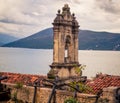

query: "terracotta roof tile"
xmin=0 ymin=72 xmax=120 ymax=94
xmin=0 ymin=72 xmax=46 ymax=86
xmin=86 ymin=74 xmax=120 ymax=94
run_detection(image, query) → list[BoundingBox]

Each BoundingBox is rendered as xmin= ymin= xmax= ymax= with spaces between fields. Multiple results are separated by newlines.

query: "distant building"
xmin=48 ymin=4 xmax=80 ymax=78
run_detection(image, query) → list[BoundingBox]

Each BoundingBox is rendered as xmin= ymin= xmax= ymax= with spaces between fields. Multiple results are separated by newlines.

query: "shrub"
xmin=64 ymin=97 xmax=80 ymax=103
xmin=14 ymin=82 xmax=23 ymax=89
xmin=69 ymin=81 xmax=92 ymax=93
xmin=74 ymin=64 xmax=86 ymax=76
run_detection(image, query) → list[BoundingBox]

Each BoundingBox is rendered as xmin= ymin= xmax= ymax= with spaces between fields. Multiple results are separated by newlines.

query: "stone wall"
xmin=4 ymin=83 xmax=120 ymax=103
xmin=36 ymin=88 xmax=96 ymax=103
xmin=101 ymin=87 xmax=119 ymax=103
xmin=4 ymin=83 xmax=96 ymax=103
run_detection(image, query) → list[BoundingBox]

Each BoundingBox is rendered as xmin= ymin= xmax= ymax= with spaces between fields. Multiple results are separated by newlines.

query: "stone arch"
xmin=65 ymin=35 xmax=71 ymax=49
xmin=65 ymin=35 xmax=71 ymax=63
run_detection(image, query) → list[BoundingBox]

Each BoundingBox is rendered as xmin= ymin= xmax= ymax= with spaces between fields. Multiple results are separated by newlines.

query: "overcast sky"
xmin=0 ymin=0 xmax=120 ymax=37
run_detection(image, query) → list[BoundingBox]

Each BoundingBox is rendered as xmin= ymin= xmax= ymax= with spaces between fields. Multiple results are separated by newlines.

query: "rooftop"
xmin=0 ymin=72 xmax=120 ymax=94
xmin=86 ymin=73 xmax=120 ymax=94
xmin=0 ymin=72 xmax=46 ymax=86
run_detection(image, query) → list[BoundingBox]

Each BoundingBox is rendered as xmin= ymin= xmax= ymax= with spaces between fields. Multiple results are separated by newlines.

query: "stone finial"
xmin=64 ymin=4 xmax=69 ymax=8
xmin=58 ymin=9 xmax=61 ymax=14
xmin=63 ymin=4 xmax=70 ymax=9
xmin=72 ymin=13 xmax=75 ymax=17
xmin=62 ymin=4 xmax=70 ymax=13
xmin=72 ymin=13 xmax=76 ymax=20
xmin=72 ymin=13 xmax=79 ymax=27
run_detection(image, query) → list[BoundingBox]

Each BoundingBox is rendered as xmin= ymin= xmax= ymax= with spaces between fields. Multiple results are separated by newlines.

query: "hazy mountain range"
xmin=0 ymin=33 xmax=19 ymax=46
xmin=1 ymin=28 xmax=120 ymax=50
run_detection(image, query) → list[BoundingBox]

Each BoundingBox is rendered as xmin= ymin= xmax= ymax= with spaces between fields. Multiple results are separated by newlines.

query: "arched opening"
xmin=65 ymin=35 xmax=71 ymax=63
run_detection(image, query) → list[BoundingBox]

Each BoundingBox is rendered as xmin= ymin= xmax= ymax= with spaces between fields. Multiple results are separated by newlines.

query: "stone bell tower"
xmin=48 ymin=4 xmax=80 ymax=78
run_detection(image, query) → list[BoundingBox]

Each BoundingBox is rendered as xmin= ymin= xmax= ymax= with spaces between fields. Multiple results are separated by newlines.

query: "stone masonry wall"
xmin=4 ymin=83 xmax=120 ymax=103
xmin=5 ymin=83 xmax=96 ymax=103
xmin=101 ymin=87 xmax=119 ymax=103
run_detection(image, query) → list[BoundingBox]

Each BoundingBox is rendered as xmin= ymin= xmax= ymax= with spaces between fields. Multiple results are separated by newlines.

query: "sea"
xmin=0 ymin=47 xmax=120 ymax=78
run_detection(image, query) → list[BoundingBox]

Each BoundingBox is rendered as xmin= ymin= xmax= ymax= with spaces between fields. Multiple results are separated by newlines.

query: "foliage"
xmin=11 ymin=91 xmax=17 ymax=101
xmin=14 ymin=82 xmax=23 ymax=89
xmin=69 ymin=81 xmax=92 ymax=93
xmin=10 ymin=91 xmax=24 ymax=103
xmin=74 ymin=64 xmax=86 ymax=76
xmin=10 ymin=82 xmax=23 ymax=102
xmin=48 ymin=69 xmax=58 ymax=79
xmin=64 ymin=97 xmax=80 ymax=103
xmin=70 ymin=64 xmax=92 ymax=93
xmin=11 ymin=83 xmax=29 ymax=103
xmin=47 ymin=74 xmax=55 ymax=79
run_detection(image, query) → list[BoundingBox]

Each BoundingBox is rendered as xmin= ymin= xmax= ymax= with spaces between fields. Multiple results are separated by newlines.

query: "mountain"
xmin=2 ymin=28 xmax=53 ymax=49
xmin=0 ymin=41 xmax=4 ymax=46
xmin=79 ymin=30 xmax=120 ymax=50
xmin=0 ymin=33 xmax=19 ymax=46
xmin=2 ymin=28 xmax=120 ymax=50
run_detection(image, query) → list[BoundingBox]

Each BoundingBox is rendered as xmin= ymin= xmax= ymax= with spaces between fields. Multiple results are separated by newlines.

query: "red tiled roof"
xmin=0 ymin=72 xmax=46 ymax=86
xmin=0 ymin=72 xmax=120 ymax=94
xmin=86 ymin=74 xmax=120 ymax=94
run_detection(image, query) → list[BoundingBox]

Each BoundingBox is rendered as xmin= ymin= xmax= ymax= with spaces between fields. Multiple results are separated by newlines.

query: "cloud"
xmin=0 ymin=0 xmax=120 ymax=37
xmin=74 ymin=0 xmax=81 ymax=4
xmin=0 ymin=0 xmax=48 ymax=25
xmin=94 ymin=0 xmax=120 ymax=24
xmin=95 ymin=0 xmax=120 ymax=14
xmin=59 ymin=0 xmax=81 ymax=4
xmin=0 ymin=0 xmax=52 ymax=37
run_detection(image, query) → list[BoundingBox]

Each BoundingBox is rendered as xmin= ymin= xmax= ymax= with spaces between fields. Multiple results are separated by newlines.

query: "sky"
xmin=0 ymin=0 xmax=120 ymax=37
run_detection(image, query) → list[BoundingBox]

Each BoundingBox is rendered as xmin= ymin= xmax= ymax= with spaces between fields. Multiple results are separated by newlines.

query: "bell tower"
xmin=48 ymin=4 xmax=80 ymax=78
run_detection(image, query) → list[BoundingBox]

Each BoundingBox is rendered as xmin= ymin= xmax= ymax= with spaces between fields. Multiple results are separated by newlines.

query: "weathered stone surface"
xmin=4 ymin=83 xmax=120 ymax=103
xmin=102 ymin=87 xmax=119 ymax=103
xmin=48 ymin=4 xmax=80 ymax=78
xmin=5 ymin=83 xmax=97 ymax=103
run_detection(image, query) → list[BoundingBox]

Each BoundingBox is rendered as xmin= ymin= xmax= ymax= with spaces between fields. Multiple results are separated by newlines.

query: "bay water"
xmin=0 ymin=47 xmax=120 ymax=78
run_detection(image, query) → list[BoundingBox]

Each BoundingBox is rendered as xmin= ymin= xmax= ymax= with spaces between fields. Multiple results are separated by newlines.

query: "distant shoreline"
xmin=1 ymin=46 xmax=120 ymax=52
